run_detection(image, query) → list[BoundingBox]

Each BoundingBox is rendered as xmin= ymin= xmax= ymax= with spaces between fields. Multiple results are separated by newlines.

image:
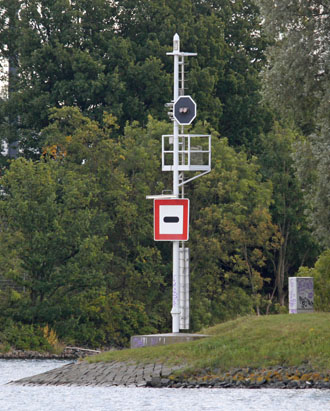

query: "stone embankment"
xmin=9 ymin=361 xmax=182 ymax=387
xmin=172 ymin=367 xmax=330 ymax=389
xmin=9 ymin=361 xmax=330 ymax=389
xmin=0 ymin=347 xmax=101 ymax=360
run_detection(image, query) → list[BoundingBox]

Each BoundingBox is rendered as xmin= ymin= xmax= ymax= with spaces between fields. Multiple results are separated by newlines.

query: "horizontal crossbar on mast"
xmin=146 ymin=194 xmax=177 ymax=200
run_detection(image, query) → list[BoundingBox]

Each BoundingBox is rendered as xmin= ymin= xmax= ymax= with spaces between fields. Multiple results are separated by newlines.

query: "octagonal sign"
xmin=173 ymin=95 xmax=197 ymax=125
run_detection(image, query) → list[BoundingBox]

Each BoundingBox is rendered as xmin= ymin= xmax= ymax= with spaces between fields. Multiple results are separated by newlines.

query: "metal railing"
xmin=162 ymin=134 xmax=211 ymax=172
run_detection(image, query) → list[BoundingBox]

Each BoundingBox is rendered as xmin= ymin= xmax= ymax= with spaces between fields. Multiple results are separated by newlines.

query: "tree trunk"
xmin=276 ymin=225 xmax=289 ymax=306
xmin=243 ymin=244 xmax=260 ymax=315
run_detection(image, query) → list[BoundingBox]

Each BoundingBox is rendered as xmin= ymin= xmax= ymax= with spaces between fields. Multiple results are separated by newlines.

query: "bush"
xmin=190 ymin=287 xmax=254 ymax=331
xmin=297 ymin=249 xmax=330 ymax=311
xmin=0 ymin=320 xmax=52 ymax=351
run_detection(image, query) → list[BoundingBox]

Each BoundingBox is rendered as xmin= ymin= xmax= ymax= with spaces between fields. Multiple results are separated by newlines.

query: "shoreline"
xmin=4 ymin=314 xmax=330 ymax=389
xmin=163 ymin=366 xmax=330 ymax=389
xmin=8 ymin=360 xmax=330 ymax=389
xmin=0 ymin=346 xmax=102 ymax=360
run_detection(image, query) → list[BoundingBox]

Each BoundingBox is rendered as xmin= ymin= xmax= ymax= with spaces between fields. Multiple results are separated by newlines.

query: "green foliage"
xmin=0 ymin=320 xmax=51 ymax=351
xmin=257 ymin=123 xmax=319 ymax=305
xmin=0 ymin=157 xmax=109 ymax=306
xmin=0 ymin=108 xmax=282 ymax=346
xmin=0 ymin=1 xmax=320 ymax=349
xmin=257 ymin=0 xmax=330 ymax=247
xmin=188 ymin=134 xmax=278 ymax=322
xmin=293 ymin=131 xmax=330 ymax=248
xmin=0 ymin=108 xmax=172 ymax=347
xmin=257 ymin=0 xmax=329 ymax=134
xmin=115 ymin=0 xmax=272 ymax=146
xmin=0 ymin=0 xmax=271 ymax=160
xmin=297 ymin=250 xmax=330 ymax=312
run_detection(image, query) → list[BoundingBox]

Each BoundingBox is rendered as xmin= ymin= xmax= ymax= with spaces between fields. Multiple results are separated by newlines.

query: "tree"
xmin=0 ymin=108 xmax=171 ymax=346
xmin=0 ymin=106 xmax=284 ymax=345
xmin=257 ymin=0 xmax=330 ymax=246
xmin=257 ymin=0 xmax=329 ymax=133
xmin=0 ymin=156 xmax=112 ymax=343
xmin=0 ymin=0 xmax=119 ymax=159
xmin=186 ymin=134 xmax=279 ymax=325
xmin=0 ymin=0 xmax=272 ymax=161
xmin=293 ymin=127 xmax=330 ymax=248
xmin=258 ymin=123 xmax=319 ymax=306
xmin=115 ymin=0 xmax=273 ymax=147
xmin=41 ymin=108 xmax=172 ymax=343
xmin=297 ymin=249 xmax=330 ymax=312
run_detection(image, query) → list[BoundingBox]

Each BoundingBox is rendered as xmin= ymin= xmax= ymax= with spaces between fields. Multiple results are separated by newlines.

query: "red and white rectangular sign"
xmin=154 ymin=199 xmax=189 ymax=241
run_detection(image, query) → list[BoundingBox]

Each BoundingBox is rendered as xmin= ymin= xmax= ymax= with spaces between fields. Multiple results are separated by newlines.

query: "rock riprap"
xmin=169 ymin=367 xmax=330 ymax=389
xmin=9 ymin=362 xmax=330 ymax=389
xmin=9 ymin=361 xmax=181 ymax=387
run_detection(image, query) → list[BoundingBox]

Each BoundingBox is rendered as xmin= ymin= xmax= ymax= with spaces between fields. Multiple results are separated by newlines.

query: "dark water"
xmin=0 ymin=360 xmax=329 ymax=411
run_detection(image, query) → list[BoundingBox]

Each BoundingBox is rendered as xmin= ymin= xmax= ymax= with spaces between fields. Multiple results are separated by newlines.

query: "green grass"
xmin=87 ymin=313 xmax=330 ymax=374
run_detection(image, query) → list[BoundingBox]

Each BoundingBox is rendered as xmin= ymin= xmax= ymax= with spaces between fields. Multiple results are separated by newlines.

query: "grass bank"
xmin=87 ymin=313 xmax=330 ymax=374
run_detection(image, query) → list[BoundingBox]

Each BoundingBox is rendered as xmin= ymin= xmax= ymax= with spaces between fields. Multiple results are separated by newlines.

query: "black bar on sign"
xmin=164 ymin=216 xmax=179 ymax=223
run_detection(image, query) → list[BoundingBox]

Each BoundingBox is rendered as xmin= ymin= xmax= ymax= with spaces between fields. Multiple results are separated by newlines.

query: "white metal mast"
xmin=167 ymin=34 xmax=197 ymax=333
xmin=171 ymin=33 xmax=180 ymax=333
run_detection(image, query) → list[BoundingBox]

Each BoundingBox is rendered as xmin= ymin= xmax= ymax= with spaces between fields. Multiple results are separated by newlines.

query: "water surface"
xmin=0 ymin=360 xmax=329 ymax=411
